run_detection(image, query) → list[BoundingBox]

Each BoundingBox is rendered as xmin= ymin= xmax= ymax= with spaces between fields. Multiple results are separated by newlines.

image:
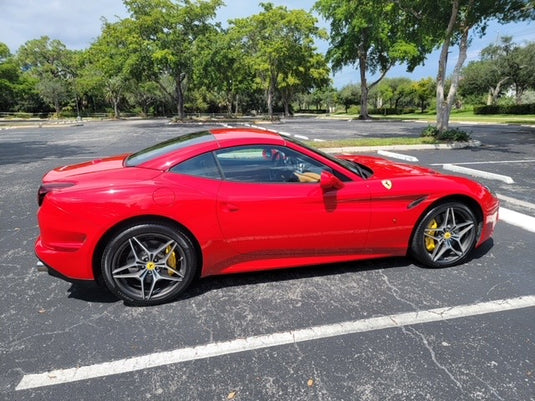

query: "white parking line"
xmin=431 ymin=159 xmax=535 ymax=166
xmin=377 ymin=150 xmax=419 ymax=162
xmin=499 ymin=207 xmax=535 ymax=233
xmin=442 ymin=164 xmax=514 ymax=184
xmin=16 ymin=295 xmax=535 ymax=391
xmin=498 ymin=194 xmax=535 ymax=211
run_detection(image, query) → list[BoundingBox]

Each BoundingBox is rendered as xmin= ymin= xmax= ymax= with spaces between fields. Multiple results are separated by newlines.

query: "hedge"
xmin=369 ymin=107 xmax=418 ymax=115
xmin=474 ymin=104 xmax=535 ymax=115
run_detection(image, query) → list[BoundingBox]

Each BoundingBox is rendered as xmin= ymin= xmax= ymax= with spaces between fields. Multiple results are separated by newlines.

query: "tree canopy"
xmin=314 ymin=0 xmax=433 ymax=119
xmin=229 ymin=2 xmax=330 ymax=119
xmin=397 ymin=0 xmax=535 ymax=130
xmin=1 ymin=1 xmax=535 ymax=120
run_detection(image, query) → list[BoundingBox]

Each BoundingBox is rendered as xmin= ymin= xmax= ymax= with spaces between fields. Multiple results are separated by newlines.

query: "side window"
xmin=214 ymin=145 xmax=333 ymax=183
xmin=170 ymin=152 xmax=221 ymax=179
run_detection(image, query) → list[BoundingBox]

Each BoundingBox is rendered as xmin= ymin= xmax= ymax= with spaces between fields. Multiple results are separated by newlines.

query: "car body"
xmin=36 ymin=128 xmax=499 ymax=305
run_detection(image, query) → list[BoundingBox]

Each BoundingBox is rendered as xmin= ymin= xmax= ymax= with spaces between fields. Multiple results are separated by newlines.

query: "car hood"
xmin=339 ymin=155 xmax=439 ymax=179
xmin=42 ymin=154 xmax=131 ymax=182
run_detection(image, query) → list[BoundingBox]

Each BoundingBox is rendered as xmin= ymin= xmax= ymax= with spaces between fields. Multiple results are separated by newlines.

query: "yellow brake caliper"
xmin=425 ymin=219 xmax=438 ymax=251
xmin=165 ymin=245 xmax=177 ymax=275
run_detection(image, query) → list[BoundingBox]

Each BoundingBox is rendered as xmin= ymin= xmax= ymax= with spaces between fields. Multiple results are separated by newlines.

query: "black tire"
xmin=101 ymin=223 xmax=197 ymax=306
xmin=411 ymin=202 xmax=478 ymax=268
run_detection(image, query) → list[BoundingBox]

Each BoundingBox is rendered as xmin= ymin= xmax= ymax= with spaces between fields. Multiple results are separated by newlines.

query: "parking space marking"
xmin=442 ymin=164 xmax=514 ymax=184
xmin=498 ymin=194 xmax=535 ymax=211
xmin=430 ymin=159 xmax=535 ymax=166
xmin=377 ymin=150 xmax=419 ymax=162
xmin=499 ymin=207 xmax=535 ymax=233
xmin=16 ymin=295 xmax=535 ymax=391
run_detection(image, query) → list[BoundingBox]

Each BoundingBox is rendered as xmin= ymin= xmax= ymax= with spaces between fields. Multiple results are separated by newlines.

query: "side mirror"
xmin=320 ymin=171 xmax=344 ymax=191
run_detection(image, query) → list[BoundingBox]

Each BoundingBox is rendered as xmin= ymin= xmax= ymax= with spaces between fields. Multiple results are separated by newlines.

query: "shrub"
xmin=346 ymin=105 xmax=360 ymax=115
xmin=421 ymin=125 xmax=471 ymax=142
xmin=421 ymin=125 xmax=438 ymax=137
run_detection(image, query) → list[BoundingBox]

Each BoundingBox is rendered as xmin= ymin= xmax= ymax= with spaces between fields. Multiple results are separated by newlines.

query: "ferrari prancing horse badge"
xmin=381 ymin=180 xmax=392 ymax=190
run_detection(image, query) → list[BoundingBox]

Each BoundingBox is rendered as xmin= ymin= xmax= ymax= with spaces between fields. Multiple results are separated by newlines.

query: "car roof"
xmin=210 ymin=127 xmax=285 ymax=144
xmin=136 ymin=128 xmax=286 ymax=171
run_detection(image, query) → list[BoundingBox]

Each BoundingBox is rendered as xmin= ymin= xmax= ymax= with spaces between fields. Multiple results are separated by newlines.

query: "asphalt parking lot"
xmin=1 ymin=118 xmax=534 ymax=400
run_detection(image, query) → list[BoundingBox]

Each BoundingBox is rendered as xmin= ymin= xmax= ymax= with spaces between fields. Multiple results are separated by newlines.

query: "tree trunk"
xmin=54 ymin=99 xmax=61 ymax=117
xmin=487 ymin=77 xmax=509 ymax=105
xmin=226 ymin=93 xmax=232 ymax=116
xmin=176 ymin=80 xmax=185 ymax=119
xmin=515 ymin=83 xmax=523 ymax=104
xmin=436 ymin=0 xmax=459 ymax=132
xmin=113 ymin=96 xmax=120 ymax=119
xmin=358 ymin=54 xmax=370 ymax=120
xmin=266 ymin=79 xmax=277 ymax=120
xmin=283 ymin=96 xmax=290 ymax=117
xmin=437 ymin=27 xmax=469 ymax=132
xmin=234 ymin=94 xmax=239 ymax=115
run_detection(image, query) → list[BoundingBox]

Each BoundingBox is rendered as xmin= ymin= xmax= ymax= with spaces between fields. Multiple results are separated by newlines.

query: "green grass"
xmin=318 ymin=109 xmax=535 ymax=125
xmin=372 ymin=111 xmax=535 ymax=125
xmin=306 ymin=136 xmax=439 ymax=148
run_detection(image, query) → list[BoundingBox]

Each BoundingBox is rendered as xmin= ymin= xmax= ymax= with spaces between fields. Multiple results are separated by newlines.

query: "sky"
xmin=1 ymin=0 xmax=534 ymax=88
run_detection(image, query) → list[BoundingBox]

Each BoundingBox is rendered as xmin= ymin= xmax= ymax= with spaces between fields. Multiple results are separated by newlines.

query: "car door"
xmin=215 ymin=145 xmax=371 ymax=259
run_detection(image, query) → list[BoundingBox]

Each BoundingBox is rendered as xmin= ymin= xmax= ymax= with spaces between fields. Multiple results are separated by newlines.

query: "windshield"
xmin=285 ymin=136 xmax=373 ymax=179
xmin=125 ymin=131 xmax=214 ymax=167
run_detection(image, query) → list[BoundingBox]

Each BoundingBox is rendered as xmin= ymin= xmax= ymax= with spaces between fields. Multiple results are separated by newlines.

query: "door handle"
xmin=222 ymin=202 xmax=240 ymax=212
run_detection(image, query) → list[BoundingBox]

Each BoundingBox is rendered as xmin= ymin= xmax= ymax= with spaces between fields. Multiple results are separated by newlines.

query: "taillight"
xmin=37 ymin=182 xmax=75 ymax=206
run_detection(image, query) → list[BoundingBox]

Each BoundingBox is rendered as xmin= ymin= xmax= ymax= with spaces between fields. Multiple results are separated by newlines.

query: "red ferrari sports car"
xmin=36 ymin=128 xmax=499 ymax=305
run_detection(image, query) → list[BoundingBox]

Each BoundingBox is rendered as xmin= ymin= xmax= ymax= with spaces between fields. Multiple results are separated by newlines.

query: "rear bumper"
xmin=35 ymin=236 xmax=95 ymax=280
xmin=35 ymin=258 xmax=93 ymax=284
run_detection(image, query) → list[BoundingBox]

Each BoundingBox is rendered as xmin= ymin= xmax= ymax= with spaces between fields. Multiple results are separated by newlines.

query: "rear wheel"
xmin=411 ymin=202 xmax=478 ymax=268
xmin=101 ymin=223 xmax=197 ymax=306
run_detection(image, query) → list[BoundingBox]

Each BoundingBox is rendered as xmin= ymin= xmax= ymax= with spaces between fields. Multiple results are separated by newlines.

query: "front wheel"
xmin=101 ymin=223 xmax=197 ymax=306
xmin=411 ymin=202 xmax=478 ymax=268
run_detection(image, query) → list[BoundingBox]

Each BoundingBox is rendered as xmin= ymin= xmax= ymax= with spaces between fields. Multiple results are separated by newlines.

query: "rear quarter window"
xmin=170 ymin=152 xmax=222 ymax=179
xmin=126 ymin=131 xmax=214 ymax=167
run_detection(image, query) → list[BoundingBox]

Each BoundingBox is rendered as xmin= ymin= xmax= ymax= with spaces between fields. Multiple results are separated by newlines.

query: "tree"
xmin=230 ymin=3 xmax=330 ymax=119
xmin=278 ymin=52 xmax=331 ymax=117
xmin=387 ymin=77 xmax=414 ymax=110
xmin=0 ymin=43 xmax=19 ymax=111
xmin=83 ymin=19 xmax=141 ymax=118
xmin=315 ymin=0 xmax=432 ymax=119
xmin=403 ymin=0 xmax=535 ymax=131
xmin=338 ymin=84 xmax=361 ymax=113
xmin=309 ymin=85 xmax=337 ymax=111
xmin=374 ymin=81 xmax=394 ymax=110
xmin=412 ymin=77 xmax=436 ymax=113
xmin=127 ymin=80 xmax=162 ymax=116
xmin=16 ymin=36 xmax=75 ymax=115
xmin=479 ymin=37 xmax=517 ymax=104
xmin=123 ymin=0 xmax=223 ymax=119
xmin=460 ymin=60 xmax=501 ymax=105
xmin=194 ymin=28 xmax=254 ymax=116
xmin=504 ymin=42 xmax=535 ymax=104
xmin=460 ymin=39 xmax=535 ymax=105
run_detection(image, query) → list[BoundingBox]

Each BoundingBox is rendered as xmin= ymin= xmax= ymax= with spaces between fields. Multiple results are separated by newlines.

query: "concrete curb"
xmin=320 ymin=140 xmax=481 ymax=154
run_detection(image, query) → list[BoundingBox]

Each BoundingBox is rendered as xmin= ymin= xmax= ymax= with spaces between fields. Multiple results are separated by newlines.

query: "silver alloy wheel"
xmin=424 ymin=206 xmax=476 ymax=264
xmin=101 ymin=223 xmax=197 ymax=305
xmin=412 ymin=202 xmax=478 ymax=268
xmin=110 ymin=233 xmax=186 ymax=301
